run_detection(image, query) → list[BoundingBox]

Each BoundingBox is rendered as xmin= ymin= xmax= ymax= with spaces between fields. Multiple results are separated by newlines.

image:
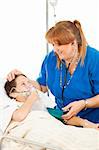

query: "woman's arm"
xmin=62 ymin=94 xmax=99 ymax=120
xmin=31 ymin=80 xmax=48 ymax=93
xmin=6 ymin=69 xmax=48 ymax=93
xmin=12 ymin=91 xmax=38 ymax=122
xmin=84 ymin=94 xmax=99 ymax=108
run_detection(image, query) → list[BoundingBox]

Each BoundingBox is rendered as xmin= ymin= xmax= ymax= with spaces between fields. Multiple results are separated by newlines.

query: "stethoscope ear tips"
xmin=61 ymin=59 xmax=65 ymax=64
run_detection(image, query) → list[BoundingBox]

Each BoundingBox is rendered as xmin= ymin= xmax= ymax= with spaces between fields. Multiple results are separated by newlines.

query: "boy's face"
xmin=15 ymin=75 xmax=33 ymax=93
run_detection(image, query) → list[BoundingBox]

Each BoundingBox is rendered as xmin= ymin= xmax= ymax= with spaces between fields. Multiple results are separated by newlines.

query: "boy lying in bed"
xmin=4 ymin=74 xmax=99 ymax=129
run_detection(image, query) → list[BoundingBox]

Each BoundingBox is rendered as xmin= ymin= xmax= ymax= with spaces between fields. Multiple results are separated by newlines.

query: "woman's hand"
xmin=62 ymin=100 xmax=85 ymax=120
xmin=6 ymin=69 xmax=22 ymax=81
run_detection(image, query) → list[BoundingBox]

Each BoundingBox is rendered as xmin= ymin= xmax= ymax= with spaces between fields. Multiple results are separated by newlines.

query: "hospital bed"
xmin=0 ymin=79 xmax=99 ymax=150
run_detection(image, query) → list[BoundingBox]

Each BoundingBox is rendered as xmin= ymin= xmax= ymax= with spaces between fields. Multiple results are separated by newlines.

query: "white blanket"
xmin=0 ymin=77 xmax=55 ymax=133
xmin=3 ymin=111 xmax=99 ymax=150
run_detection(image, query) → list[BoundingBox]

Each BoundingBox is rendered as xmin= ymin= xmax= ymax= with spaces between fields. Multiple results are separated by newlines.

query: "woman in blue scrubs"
xmin=7 ymin=20 xmax=99 ymax=129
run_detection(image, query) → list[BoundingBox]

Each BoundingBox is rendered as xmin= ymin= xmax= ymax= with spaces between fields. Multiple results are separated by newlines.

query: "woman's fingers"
xmin=6 ymin=73 xmax=14 ymax=81
xmin=62 ymin=104 xmax=71 ymax=112
xmin=62 ymin=104 xmax=73 ymax=119
xmin=62 ymin=110 xmax=75 ymax=120
xmin=62 ymin=100 xmax=86 ymax=119
xmin=6 ymin=69 xmax=22 ymax=81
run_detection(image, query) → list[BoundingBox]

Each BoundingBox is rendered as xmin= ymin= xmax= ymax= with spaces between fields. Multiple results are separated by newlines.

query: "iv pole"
xmin=46 ymin=0 xmax=58 ymax=54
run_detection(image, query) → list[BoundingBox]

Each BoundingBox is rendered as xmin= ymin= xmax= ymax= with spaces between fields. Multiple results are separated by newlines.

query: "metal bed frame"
xmin=0 ymin=135 xmax=59 ymax=150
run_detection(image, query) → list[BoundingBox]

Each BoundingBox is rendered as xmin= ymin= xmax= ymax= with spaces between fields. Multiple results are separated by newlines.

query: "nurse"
xmin=7 ymin=20 xmax=99 ymax=126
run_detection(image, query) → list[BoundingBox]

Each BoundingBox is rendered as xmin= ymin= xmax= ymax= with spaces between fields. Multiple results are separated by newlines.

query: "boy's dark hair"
xmin=4 ymin=74 xmax=26 ymax=99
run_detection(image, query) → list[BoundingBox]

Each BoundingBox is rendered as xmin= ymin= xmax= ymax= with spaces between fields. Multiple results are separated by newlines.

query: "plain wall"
xmin=0 ymin=0 xmax=99 ymax=79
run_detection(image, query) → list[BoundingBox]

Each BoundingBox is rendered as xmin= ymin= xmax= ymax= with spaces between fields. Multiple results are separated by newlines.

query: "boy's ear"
xmin=9 ymin=92 xmax=18 ymax=98
xmin=10 ymin=92 xmax=26 ymax=102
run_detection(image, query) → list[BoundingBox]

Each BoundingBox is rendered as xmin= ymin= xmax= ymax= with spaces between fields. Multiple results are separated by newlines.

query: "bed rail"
xmin=0 ymin=135 xmax=60 ymax=150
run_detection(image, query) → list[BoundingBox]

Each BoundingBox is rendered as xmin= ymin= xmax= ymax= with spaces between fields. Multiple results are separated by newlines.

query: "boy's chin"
xmin=16 ymin=95 xmax=26 ymax=102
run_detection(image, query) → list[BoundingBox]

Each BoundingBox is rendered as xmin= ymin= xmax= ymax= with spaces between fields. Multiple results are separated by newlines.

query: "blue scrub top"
xmin=37 ymin=45 xmax=99 ymax=123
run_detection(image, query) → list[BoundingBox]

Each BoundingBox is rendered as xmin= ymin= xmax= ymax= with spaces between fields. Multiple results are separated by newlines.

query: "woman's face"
xmin=53 ymin=41 xmax=76 ymax=61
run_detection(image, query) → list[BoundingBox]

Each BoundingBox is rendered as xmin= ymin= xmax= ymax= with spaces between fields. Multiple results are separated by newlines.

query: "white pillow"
xmin=0 ymin=78 xmax=12 ymax=107
xmin=0 ymin=78 xmax=18 ymax=133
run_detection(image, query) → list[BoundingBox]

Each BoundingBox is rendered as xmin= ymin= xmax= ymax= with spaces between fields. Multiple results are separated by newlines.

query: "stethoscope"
xmin=60 ymin=60 xmax=71 ymax=105
xmin=60 ymin=48 xmax=77 ymax=106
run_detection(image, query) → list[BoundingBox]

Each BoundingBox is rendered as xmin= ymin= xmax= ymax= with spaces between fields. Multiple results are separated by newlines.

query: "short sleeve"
xmin=89 ymin=50 xmax=99 ymax=95
xmin=36 ymin=55 xmax=48 ymax=86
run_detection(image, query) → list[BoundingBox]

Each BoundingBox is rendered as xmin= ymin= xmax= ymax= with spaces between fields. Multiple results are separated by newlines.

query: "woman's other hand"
xmin=6 ymin=69 xmax=22 ymax=81
xmin=62 ymin=100 xmax=86 ymax=120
